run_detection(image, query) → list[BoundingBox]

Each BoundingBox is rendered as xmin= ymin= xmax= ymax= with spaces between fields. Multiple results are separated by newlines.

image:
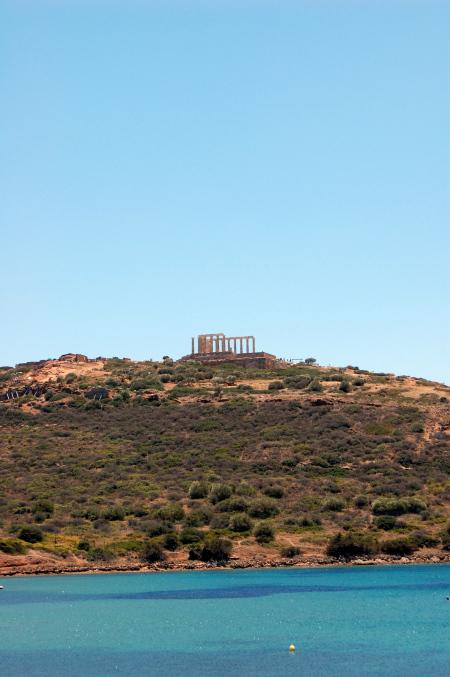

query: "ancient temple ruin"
xmin=179 ymin=332 xmax=277 ymax=368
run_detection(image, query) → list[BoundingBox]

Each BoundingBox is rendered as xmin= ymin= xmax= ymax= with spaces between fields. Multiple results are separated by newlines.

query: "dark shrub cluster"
xmin=254 ymin=522 xmax=275 ymax=543
xmin=326 ymin=532 xmax=379 ymax=560
xmin=142 ymin=540 xmax=166 ymax=563
xmin=375 ymin=516 xmax=400 ymax=531
xmin=188 ymin=535 xmax=232 ymax=562
xmin=380 ymin=538 xmax=416 ymax=556
xmin=0 ymin=538 xmax=26 ymax=554
xmin=18 ymin=525 xmax=43 ymax=544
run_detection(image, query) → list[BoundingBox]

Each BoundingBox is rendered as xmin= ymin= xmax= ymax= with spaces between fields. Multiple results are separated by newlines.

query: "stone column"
xmin=245 ymin=337 xmax=249 ymax=353
xmin=239 ymin=338 xmax=243 ymax=353
xmin=192 ymin=337 xmax=195 ymax=354
xmin=252 ymin=337 xmax=255 ymax=352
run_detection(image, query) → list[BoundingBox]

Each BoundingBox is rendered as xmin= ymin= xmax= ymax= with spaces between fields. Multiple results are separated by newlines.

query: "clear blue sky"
xmin=1 ymin=0 xmax=449 ymax=383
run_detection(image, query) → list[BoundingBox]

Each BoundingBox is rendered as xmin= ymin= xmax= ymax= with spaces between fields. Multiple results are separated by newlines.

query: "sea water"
xmin=1 ymin=564 xmax=449 ymax=676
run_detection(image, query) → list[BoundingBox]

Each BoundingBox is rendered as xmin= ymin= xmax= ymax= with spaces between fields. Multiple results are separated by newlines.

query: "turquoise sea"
xmin=1 ymin=564 xmax=449 ymax=676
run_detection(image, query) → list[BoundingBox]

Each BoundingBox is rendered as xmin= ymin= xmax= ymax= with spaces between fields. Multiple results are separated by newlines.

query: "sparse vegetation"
xmin=0 ymin=354 xmax=448 ymax=571
xmin=281 ymin=545 xmax=301 ymax=558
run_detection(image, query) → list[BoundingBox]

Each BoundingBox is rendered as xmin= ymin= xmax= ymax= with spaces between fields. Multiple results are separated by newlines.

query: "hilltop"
xmin=1 ymin=353 xmax=449 ymax=575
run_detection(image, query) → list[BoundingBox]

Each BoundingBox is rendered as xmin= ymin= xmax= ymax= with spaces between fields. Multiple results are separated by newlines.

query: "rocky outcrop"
xmin=58 ymin=353 xmax=89 ymax=363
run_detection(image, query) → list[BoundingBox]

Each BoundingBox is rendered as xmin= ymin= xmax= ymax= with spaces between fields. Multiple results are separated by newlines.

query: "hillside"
xmin=1 ymin=354 xmax=449 ymax=575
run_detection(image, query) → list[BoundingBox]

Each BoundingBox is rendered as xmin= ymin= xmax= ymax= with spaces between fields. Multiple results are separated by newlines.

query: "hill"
xmin=1 ymin=354 xmax=449 ymax=575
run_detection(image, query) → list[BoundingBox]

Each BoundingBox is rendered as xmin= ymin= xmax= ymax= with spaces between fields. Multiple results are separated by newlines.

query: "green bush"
xmin=142 ymin=519 xmax=172 ymax=537
xmin=188 ymin=481 xmax=209 ymax=499
xmin=322 ymin=497 xmax=346 ymax=512
xmin=142 ymin=540 xmax=166 ymax=563
xmin=375 ymin=515 xmax=399 ymax=530
xmin=441 ymin=533 xmax=450 ymax=551
xmin=235 ymin=482 xmax=256 ymax=497
xmin=18 ymin=525 xmax=43 ymax=544
xmin=202 ymin=535 xmax=232 ymax=562
xmin=184 ymin=508 xmax=212 ymax=527
xmin=409 ymin=530 xmax=439 ymax=548
xmin=210 ymin=483 xmax=233 ymax=504
xmin=326 ymin=532 xmax=379 ymax=559
xmin=210 ymin=514 xmax=230 ymax=529
xmin=298 ymin=515 xmax=322 ymax=527
xmin=189 ymin=535 xmax=232 ymax=562
xmin=130 ymin=378 xmax=162 ymax=392
xmin=103 ymin=505 xmax=126 ymax=521
xmin=32 ymin=499 xmax=54 ymax=518
xmin=215 ymin=496 xmax=249 ymax=513
xmin=254 ymin=522 xmax=275 ymax=543
xmin=284 ymin=376 xmax=311 ymax=390
xmin=188 ymin=545 xmax=202 ymax=560
xmin=156 ymin=503 xmax=185 ymax=522
xmin=372 ymin=497 xmax=427 ymax=516
xmin=339 ymin=380 xmax=352 ymax=393
xmin=248 ymin=498 xmax=279 ymax=519
xmin=229 ymin=514 xmax=252 ymax=532
xmin=179 ymin=528 xmax=204 ymax=544
xmin=411 ymin=422 xmax=424 ymax=433
xmin=0 ymin=538 xmax=26 ymax=554
xmin=263 ymin=485 xmax=284 ymax=499
xmin=381 ymin=538 xmax=416 ymax=556
xmin=268 ymin=381 xmax=284 ymax=391
xmin=162 ymin=533 xmax=179 ymax=551
xmin=86 ymin=547 xmax=113 ymax=562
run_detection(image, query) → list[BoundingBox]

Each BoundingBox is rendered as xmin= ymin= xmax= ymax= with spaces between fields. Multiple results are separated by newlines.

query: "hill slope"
xmin=1 ymin=356 xmax=449 ymax=574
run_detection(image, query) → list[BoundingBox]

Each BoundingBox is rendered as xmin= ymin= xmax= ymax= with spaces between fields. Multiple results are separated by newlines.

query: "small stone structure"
xmin=179 ymin=333 xmax=277 ymax=368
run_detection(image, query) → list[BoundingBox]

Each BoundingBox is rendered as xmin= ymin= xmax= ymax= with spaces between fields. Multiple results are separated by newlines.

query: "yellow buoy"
xmin=289 ymin=644 xmax=296 ymax=653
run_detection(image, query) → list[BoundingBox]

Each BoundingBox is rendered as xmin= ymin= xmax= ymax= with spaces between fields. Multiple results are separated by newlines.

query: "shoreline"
xmin=2 ymin=552 xmax=449 ymax=578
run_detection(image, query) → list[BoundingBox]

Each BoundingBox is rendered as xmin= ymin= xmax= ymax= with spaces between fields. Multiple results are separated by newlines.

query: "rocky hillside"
xmin=1 ymin=354 xmax=449 ymax=575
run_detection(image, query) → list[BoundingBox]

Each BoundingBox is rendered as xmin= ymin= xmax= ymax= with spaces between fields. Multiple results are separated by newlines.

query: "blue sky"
xmin=1 ymin=0 xmax=449 ymax=382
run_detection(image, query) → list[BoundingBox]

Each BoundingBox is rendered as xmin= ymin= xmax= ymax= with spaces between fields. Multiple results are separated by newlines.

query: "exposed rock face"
xmin=58 ymin=353 xmax=89 ymax=363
